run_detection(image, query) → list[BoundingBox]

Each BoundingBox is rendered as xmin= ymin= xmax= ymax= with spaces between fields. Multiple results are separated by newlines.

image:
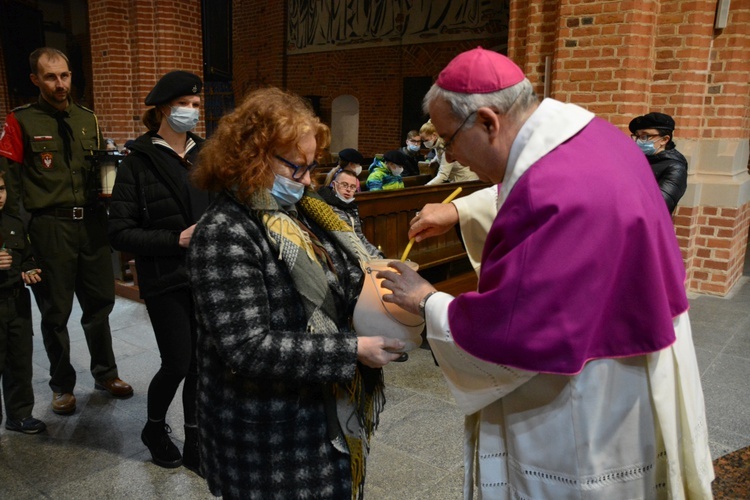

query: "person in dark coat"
xmin=0 ymin=172 xmax=46 ymax=435
xmin=629 ymin=112 xmax=688 ymax=214
xmin=187 ymin=87 xmax=404 ymax=499
xmin=108 ymin=70 xmax=210 ymax=473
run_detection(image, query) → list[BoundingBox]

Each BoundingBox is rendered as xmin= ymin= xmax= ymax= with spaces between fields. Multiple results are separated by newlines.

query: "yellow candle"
xmin=400 ymin=186 xmax=463 ymax=262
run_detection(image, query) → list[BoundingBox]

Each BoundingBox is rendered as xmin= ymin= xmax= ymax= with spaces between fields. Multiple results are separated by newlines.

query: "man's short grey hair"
xmin=423 ymin=79 xmax=538 ymax=129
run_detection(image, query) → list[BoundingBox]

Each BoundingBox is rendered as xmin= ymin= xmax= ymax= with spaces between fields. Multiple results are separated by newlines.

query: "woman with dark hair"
xmin=323 ymin=148 xmax=365 ymax=190
xmin=108 ymin=70 xmax=209 ymax=473
xmin=187 ymin=86 xmax=403 ymax=498
xmin=629 ymin=112 xmax=688 ymax=214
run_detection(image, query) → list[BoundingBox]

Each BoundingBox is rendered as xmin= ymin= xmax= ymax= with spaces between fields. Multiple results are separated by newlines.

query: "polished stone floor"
xmin=1 ymin=274 xmax=749 ymax=499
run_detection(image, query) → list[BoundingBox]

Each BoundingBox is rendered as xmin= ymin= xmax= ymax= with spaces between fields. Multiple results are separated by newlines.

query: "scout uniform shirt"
xmin=0 ymin=96 xmax=103 ymax=211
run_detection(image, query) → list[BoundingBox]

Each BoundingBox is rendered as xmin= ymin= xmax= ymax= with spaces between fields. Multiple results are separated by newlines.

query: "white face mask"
xmin=351 ymin=164 xmax=363 ymax=176
xmin=334 ymin=191 xmax=355 ymax=204
xmin=390 ymin=166 xmax=404 ymax=176
xmin=423 ymin=140 xmax=435 ymax=149
xmin=270 ymin=173 xmax=305 ymax=206
xmin=167 ymin=107 xmax=199 ymax=133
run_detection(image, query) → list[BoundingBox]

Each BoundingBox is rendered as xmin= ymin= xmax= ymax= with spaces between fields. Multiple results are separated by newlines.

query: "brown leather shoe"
xmin=95 ymin=378 xmax=134 ymax=398
xmin=52 ymin=392 xmax=76 ymax=415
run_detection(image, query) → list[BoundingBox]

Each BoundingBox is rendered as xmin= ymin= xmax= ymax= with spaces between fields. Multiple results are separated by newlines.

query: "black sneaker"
xmin=5 ymin=417 xmax=47 ymax=434
xmin=141 ymin=423 xmax=182 ymax=468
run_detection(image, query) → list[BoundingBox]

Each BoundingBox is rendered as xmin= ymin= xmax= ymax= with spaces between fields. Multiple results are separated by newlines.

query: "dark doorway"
xmin=0 ymin=1 xmax=44 ymax=103
xmin=201 ymin=0 xmax=234 ymax=137
xmin=0 ymin=0 xmax=91 ymax=109
xmin=401 ymin=76 xmax=432 ymax=141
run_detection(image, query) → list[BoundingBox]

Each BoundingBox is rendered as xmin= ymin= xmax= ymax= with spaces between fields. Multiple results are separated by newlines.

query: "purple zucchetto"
xmin=436 ymin=47 xmax=525 ymax=94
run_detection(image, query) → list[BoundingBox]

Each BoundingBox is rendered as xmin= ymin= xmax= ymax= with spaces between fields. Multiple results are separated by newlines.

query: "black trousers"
xmin=144 ymin=287 xmax=198 ymax=426
xmin=28 ymin=211 xmax=118 ymax=393
xmin=0 ymin=287 xmax=35 ymax=420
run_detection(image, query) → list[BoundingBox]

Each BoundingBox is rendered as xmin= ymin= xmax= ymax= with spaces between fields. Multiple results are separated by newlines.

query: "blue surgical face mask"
xmin=167 ymin=107 xmax=199 ymax=133
xmin=407 ymin=143 xmax=420 ymax=152
xmin=270 ymin=173 xmax=305 ymax=206
xmin=636 ymin=139 xmax=656 ymax=156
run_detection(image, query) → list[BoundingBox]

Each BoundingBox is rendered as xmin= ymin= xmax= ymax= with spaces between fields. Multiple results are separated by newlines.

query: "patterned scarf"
xmin=250 ymin=188 xmax=383 ymax=499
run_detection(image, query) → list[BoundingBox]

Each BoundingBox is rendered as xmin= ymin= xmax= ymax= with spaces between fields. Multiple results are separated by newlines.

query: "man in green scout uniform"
xmin=0 ymin=47 xmax=132 ymax=415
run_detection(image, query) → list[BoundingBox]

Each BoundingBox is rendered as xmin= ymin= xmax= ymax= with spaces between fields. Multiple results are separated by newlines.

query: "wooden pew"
xmin=356 ymin=180 xmax=490 ymax=293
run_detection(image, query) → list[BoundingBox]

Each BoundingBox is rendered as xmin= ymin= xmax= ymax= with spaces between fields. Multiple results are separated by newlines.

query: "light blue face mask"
xmin=167 ymin=107 xmax=199 ymax=133
xmin=636 ymin=139 xmax=657 ymax=156
xmin=270 ymin=174 xmax=305 ymax=206
xmin=407 ymin=144 xmax=420 ymax=152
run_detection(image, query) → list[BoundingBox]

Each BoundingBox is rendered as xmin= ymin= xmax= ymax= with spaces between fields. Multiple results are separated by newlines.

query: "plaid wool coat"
xmin=187 ymin=192 xmax=368 ymax=499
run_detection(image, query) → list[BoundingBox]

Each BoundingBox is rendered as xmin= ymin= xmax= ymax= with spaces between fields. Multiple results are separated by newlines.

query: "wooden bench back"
xmin=356 ymin=180 xmax=490 ymax=270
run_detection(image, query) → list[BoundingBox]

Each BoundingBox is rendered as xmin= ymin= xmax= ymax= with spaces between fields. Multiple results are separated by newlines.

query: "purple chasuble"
xmin=448 ymin=117 xmax=688 ymax=375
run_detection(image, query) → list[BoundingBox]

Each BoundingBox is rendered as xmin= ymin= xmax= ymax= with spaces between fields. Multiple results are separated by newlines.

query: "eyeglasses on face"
xmin=443 ymin=110 xmax=477 ymax=152
xmin=630 ymin=133 xmax=662 ymax=142
xmin=275 ymin=155 xmax=319 ymax=180
xmin=335 ymin=181 xmax=357 ymax=191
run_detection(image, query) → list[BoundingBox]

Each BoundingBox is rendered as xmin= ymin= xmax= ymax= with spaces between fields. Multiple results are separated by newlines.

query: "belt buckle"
xmin=72 ymin=207 xmax=84 ymax=220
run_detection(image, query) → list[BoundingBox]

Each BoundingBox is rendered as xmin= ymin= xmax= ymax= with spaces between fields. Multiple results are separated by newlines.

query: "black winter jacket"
xmin=646 ymin=148 xmax=688 ymax=215
xmin=108 ymin=132 xmax=209 ymax=298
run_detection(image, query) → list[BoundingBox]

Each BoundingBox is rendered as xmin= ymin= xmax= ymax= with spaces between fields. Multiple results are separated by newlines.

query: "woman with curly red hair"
xmin=187 ymin=87 xmax=404 ymax=498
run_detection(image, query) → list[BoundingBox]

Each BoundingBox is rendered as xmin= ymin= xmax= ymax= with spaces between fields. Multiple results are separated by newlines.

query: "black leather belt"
xmin=33 ymin=206 xmax=92 ymax=220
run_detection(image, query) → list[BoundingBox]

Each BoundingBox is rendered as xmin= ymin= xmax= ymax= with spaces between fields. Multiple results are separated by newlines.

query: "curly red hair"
xmin=193 ymin=87 xmax=330 ymax=201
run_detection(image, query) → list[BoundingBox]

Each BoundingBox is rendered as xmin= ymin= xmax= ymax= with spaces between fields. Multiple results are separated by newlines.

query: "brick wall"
xmin=676 ymin=203 xmax=750 ymax=294
xmin=510 ymin=0 xmax=750 ymax=296
xmin=231 ymin=3 xmax=503 ymax=157
xmin=232 ymin=0 xmax=286 ymax=99
xmin=88 ymin=0 xmax=204 ymax=145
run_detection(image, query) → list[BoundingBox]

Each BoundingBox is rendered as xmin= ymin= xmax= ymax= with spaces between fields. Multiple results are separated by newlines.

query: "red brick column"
xmin=88 ymin=0 xmax=204 ymax=146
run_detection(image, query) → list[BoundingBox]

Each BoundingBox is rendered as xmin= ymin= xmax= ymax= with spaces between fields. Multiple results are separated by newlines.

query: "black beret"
xmin=338 ymin=148 xmax=364 ymax=165
xmin=383 ymin=150 xmax=411 ymax=166
xmin=145 ymin=71 xmax=202 ymax=106
xmin=628 ymin=112 xmax=675 ymax=134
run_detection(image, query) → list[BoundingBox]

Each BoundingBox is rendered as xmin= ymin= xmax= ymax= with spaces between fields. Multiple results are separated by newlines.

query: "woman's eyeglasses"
xmin=275 ymin=155 xmax=319 ymax=180
xmin=630 ymin=133 xmax=661 ymax=142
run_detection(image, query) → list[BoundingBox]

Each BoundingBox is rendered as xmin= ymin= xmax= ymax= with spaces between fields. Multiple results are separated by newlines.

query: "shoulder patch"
xmin=76 ymin=103 xmax=95 ymax=114
xmin=11 ymin=103 xmax=32 ymax=113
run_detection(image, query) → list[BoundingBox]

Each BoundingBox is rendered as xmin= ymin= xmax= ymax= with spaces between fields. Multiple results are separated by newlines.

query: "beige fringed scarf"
xmin=252 ymin=188 xmax=383 ymax=499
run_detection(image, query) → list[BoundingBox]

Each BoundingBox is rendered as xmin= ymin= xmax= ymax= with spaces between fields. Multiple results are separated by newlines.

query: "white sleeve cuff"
xmin=424 ymin=292 xmax=537 ymax=415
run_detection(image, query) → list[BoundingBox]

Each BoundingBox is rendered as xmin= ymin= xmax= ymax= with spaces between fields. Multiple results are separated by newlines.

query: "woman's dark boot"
xmin=141 ymin=420 xmax=182 ymax=468
xmin=182 ymin=425 xmax=202 ymax=477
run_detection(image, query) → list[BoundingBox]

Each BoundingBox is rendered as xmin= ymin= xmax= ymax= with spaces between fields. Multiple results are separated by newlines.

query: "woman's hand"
xmin=357 ymin=336 xmax=406 ymax=368
xmin=179 ymin=224 xmax=196 ymax=248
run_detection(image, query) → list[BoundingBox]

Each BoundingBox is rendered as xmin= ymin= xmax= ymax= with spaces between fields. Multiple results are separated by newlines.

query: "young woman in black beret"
xmin=108 ymin=71 xmax=210 ymax=474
